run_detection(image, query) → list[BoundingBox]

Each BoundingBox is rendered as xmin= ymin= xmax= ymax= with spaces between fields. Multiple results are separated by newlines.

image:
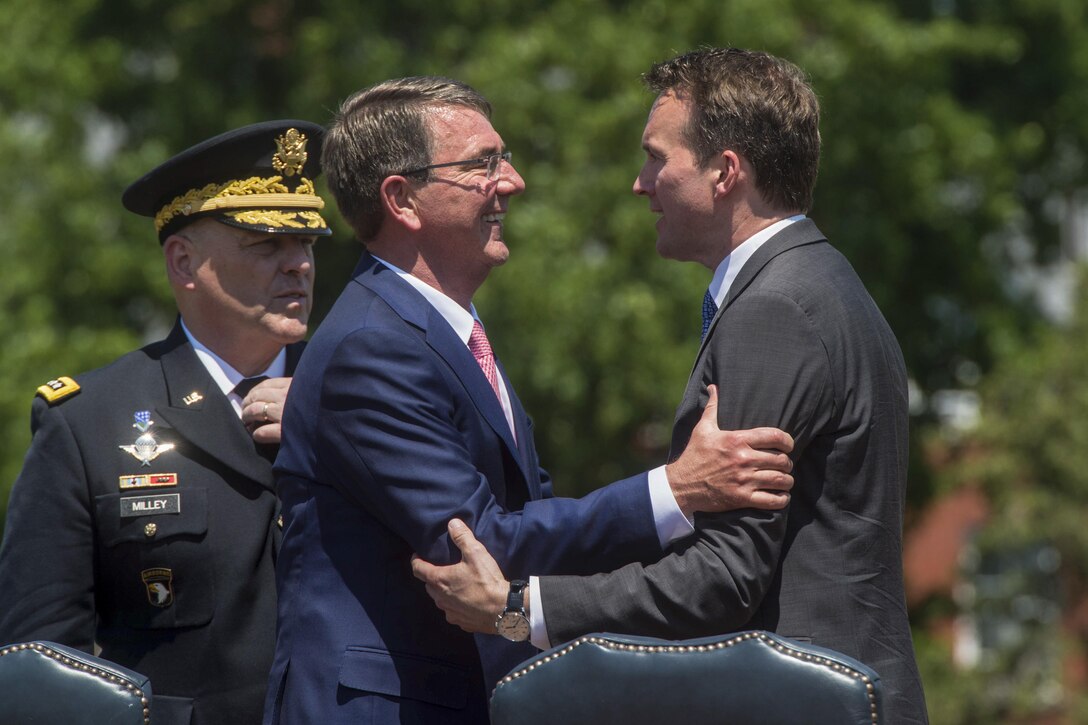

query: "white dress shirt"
xmin=705 ymin=216 xmax=805 ymax=310
xmin=372 ymin=256 xmax=519 ymax=440
xmin=180 ymin=318 xmax=287 ymax=419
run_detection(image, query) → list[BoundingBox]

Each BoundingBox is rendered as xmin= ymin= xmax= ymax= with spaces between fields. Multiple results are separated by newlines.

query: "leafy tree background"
xmin=2 ymin=0 xmax=1086 ymax=720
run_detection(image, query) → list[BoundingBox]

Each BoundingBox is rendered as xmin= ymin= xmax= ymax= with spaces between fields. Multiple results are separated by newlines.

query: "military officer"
xmin=0 ymin=120 xmax=332 ymax=725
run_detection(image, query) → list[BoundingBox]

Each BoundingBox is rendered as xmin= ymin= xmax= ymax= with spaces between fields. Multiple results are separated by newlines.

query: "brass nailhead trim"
xmin=0 ymin=642 xmax=150 ymax=724
xmin=492 ymin=632 xmax=879 ymax=723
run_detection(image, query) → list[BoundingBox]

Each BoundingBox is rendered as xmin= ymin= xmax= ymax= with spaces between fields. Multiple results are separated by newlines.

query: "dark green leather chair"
xmin=490 ymin=630 xmax=882 ymax=725
xmin=0 ymin=641 xmax=151 ymax=724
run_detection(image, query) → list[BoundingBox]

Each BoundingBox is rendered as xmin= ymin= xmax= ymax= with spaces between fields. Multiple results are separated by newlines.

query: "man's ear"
xmin=380 ymin=175 xmax=422 ymax=232
xmin=713 ymin=149 xmax=743 ymax=199
xmin=163 ymin=233 xmax=198 ymax=291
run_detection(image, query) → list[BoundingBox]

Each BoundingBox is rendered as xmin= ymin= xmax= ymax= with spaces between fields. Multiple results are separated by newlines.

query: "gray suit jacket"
xmin=538 ymin=220 xmax=929 ymax=723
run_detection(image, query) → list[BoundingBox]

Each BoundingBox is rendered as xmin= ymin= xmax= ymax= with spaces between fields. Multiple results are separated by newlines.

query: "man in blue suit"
xmin=263 ymin=76 xmax=796 ymax=724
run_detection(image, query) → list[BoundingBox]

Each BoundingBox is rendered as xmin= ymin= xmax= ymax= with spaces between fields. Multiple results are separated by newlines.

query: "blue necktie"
xmin=701 ymin=289 xmax=718 ymax=340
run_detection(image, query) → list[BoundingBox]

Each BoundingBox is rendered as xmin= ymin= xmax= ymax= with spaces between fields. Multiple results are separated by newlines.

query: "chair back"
xmin=0 ymin=641 xmax=151 ymax=725
xmin=490 ymin=630 xmax=881 ymax=725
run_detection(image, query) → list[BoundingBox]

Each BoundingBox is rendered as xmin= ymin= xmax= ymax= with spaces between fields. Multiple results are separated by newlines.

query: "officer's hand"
xmin=241 ymin=377 xmax=292 ymax=444
xmin=411 ymin=519 xmax=511 ymax=635
xmin=666 ymin=385 xmax=795 ymax=517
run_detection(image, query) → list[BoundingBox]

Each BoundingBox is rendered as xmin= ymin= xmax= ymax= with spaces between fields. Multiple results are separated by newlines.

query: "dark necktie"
xmin=233 ymin=375 xmax=268 ymax=399
xmin=233 ymin=376 xmax=276 ymax=462
xmin=701 ymin=289 xmax=718 ymax=340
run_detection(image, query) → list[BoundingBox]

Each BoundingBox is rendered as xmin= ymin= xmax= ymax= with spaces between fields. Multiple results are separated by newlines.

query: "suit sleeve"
xmin=313 ymin=326 xmax=662 ymax=578
xmin=0 ymin=399 xmax=97 ymax=650
xmin=539 ymin=290 xmax=835 ymax=643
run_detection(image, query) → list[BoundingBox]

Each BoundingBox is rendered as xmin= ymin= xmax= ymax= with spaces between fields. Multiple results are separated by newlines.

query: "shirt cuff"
xmin=528 ymin=576 xmax=550 ymax=650
xmin=648 ymin=464 xmax=695 ymax=547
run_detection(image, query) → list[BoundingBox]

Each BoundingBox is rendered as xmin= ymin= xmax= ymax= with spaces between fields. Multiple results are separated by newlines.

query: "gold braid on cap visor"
xmin=153 ymin=176 xmax=326 ymax=232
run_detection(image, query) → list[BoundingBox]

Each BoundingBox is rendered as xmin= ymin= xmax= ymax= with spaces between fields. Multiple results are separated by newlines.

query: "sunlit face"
xmin=633 ymin=91 xmax=724 ymax=268
xmin=412 ymin=105 xmax=526 ymax=284
xmin=182 ymin=219 xmax=316 ymax=346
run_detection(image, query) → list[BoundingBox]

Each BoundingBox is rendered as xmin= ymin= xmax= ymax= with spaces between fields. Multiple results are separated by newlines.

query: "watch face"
xmin=497 ymin=612 xmax=530 ymax=642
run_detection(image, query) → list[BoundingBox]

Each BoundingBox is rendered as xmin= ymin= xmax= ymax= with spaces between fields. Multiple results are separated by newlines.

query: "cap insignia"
xmin=153 ymin=175 xmax=324 ymax=232
xmin=225 ymin=209 xmax=329 ymax=230
xmin=273 ymin=128 xmax=308 ymax=177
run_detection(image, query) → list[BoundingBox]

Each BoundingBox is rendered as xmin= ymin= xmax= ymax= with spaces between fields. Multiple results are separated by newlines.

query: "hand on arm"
xmin=411 ymin=519 xmax=513 ymax=634
xmin=240 ymin=377 xmax=291 ymax=444
xmin=666 ymin=385 xmax=795 ymax=517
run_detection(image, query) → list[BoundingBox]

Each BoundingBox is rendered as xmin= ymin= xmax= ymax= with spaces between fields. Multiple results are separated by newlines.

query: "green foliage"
xmin=967 ymin=267 xmax=1088 ymax=576
xmin=912 ymin=630 xmax=991 ymax=724
xmin=3 ymin=2 xmax=1088 ymax=717
xmin=926 ymin=266 xmax=1088 ymax=720
xmin=1 ymin=0 xmax=1080 ymax=495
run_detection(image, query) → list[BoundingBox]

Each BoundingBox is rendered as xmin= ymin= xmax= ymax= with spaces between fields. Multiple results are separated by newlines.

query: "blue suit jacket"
xmin=264 ymin=254 xmax=663 ymax=724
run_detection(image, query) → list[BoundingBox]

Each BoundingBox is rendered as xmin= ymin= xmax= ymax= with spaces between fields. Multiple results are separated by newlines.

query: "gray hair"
xmin=322 ymin=76 xmax=492 ymax=241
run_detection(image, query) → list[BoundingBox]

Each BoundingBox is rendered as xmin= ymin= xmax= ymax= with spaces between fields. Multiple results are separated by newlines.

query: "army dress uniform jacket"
xmin=0 ymin=321 xmax=302 ymax=725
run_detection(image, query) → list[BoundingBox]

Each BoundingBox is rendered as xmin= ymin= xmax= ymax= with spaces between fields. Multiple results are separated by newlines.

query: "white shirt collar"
xmin=180 ymin=318 xmax=287 ymax=398
xmin=371 ymin=255 xmax=481 ymax=343
xmin=708 ymin=215 xmax=806 ymax=307
xmin=371 ymin=255 xmax=517 ymax=441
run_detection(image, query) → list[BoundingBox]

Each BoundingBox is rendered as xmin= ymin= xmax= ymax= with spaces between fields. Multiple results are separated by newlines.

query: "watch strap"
xmin=506 ymin=579 xmax=528 ymax=612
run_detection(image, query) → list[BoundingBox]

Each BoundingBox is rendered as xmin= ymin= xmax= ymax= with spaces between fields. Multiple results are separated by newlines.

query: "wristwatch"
xmin=494 ymin=579 xmax=530 ymax=642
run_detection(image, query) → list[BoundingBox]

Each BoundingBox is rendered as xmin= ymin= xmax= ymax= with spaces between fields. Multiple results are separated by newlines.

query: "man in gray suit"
xmin=413 ymin=47 xmax=929 ymax=723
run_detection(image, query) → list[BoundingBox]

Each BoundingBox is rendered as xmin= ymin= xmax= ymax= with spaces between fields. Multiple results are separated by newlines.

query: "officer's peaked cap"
xmin=122 ymin=120 xmax=333 ymax=242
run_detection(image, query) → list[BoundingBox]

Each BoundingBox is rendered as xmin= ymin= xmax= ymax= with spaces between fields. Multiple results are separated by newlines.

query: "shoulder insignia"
xmin=36 ymin=376 xmax=81 ymax=405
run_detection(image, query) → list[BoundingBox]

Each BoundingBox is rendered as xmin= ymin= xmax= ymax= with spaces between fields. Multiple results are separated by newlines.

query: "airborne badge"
xmin=141 ymin=568 xmax=174 ymax=608
xmin=119 ymin=411 xmax=175 ymax=466
xmin=272 ymin=128 xmax=308 ymax=177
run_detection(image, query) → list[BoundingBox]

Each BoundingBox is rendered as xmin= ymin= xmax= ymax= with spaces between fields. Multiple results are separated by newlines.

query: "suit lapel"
xmin=153 ymin=323 xmax=274 ymax=489
xmin=284 ymin=339 xmax=305 ymax=375
xmin=496 ymin=358 xmax=540 ymax=497
xmin=424 ymin=314 xmax=525 ymax=466
xmin=354 ymin=255 xmax=532 ymax=484
xmin=692 ymin=219 xmax=828 ymax=371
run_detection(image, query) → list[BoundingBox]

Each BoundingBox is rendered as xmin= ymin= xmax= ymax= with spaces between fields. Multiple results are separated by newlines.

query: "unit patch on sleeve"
xmin=36 ymin=376 xmax=81 ymax=405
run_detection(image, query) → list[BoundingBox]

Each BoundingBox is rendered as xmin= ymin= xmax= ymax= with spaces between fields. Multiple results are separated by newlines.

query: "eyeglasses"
xmin=402 ymin=152 xmax=512 ymax=181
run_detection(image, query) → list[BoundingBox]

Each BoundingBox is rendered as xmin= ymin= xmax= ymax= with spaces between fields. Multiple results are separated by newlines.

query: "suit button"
xmin=144 ymin=523 xmax=157 ymax=538
xmin=277 ymin=515 xmax=284 ymax=529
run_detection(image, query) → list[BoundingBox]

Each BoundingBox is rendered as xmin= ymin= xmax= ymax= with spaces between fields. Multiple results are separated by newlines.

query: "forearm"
xmin=538 ymin=510 xmax=786 ymax=645
xmin=327 ymin=329 xmax=663 ymax=575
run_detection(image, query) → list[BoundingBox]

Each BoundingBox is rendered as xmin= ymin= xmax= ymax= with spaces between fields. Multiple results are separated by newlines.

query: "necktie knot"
xmin=468 ymin=321 xmax=502 ymax=401
xmin=233 ymin=375 xmax=268 ymax=399
xmin=701 ymin=289 xmax=718 ymax=340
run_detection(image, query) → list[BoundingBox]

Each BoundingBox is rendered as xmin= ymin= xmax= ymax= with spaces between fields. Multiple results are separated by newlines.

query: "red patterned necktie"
xmin=468 ymin=320 xmax=502 ymax=401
